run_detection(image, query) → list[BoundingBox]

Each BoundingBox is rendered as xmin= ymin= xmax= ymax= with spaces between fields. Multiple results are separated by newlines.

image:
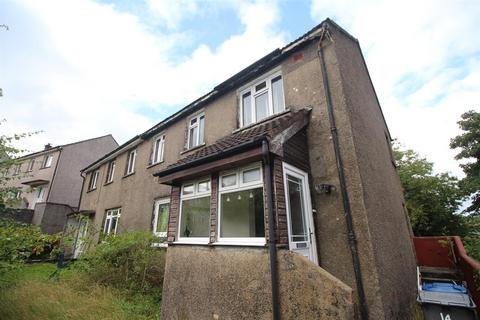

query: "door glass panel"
xmin=255 ymin=92 xmax=268 ymax=121
xmin=287 ymin=175 xmax=307 ymax=242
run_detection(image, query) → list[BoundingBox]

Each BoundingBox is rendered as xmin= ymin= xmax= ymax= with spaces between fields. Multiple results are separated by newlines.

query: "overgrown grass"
xmin=0 ymin=263 xmax=161 ymax=320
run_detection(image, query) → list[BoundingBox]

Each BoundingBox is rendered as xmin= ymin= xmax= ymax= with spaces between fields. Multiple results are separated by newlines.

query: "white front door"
xmin=283 ymin=163 xmax=318 ymax=265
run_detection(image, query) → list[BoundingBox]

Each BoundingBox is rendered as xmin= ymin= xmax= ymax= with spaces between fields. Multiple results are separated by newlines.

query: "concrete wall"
xmin=32 ymin=202 xmax=75 ymax=234
xmin=161 ymin=246 xmax=353 ymax=320
xmin=48 ymin=135 xmax=118 ymax=208
xmin=0 ymin=207 xmax=34 ymax=224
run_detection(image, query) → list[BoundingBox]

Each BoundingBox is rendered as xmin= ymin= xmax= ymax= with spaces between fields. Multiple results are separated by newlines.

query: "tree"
xmin=394 ymin=143 xmax=468 ymax=236
xmin=0 ymin=120 xmax=40 ymax=207
xmin=450 ymin=110 xmax=480 ymax=216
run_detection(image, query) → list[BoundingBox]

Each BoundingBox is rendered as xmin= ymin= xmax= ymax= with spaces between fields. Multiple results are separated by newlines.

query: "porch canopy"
xmin=154 ymin=107 xmax=311 ymax=185
xmin=21 ymin=179 xmax=49 ymax=187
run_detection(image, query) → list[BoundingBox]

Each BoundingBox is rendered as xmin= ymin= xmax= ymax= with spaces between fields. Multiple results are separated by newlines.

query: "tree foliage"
xmin=394 ymin=144 xmax=468 ymax=236
xmin=450 ymin=110 xmax=480 ymax=216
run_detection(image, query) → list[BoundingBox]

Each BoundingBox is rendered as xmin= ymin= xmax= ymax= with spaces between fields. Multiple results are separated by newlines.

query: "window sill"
xmin=86 ymin=188 xmax=97 ymax=193
xmin=233 ymin=109 xmax=291 ymax=133
xmin=104 ymin=181 xmax=113 ymax=186
xmin=180 ymin=142 xmax=206 ymax=155
xmin=39 ymin=166 xmax=51 ymax=170
xmin=151 ymin=243 xmax=168 ymax=248
xmin=173 ymin=239 xmax=209 ymax=245
xmin=122 ymin=172 xmax=135 ymax=179
xmin=212 ymin=241 xmax=266 ymax=247
xmin=147 ymin=161 xmax=164 ymax=169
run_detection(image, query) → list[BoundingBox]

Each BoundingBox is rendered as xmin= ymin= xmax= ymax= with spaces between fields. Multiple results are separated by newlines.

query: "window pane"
xmin=180 ymin=196 xmax=210 ymax=237
xmin=189 ymin=126 xmax=198 ymax=148
xmin=110 ymin=217 xmax=117 ymax=234
xmin=272 ymin=75 xmax=285 ymax=114
xmin=197 ymin=180 xmax=210 ymax=193
xmin=243 ymin=168 xmax=261 ymax=183
xmin=199 ymin=116 xmax=205 ymax=144
xmin=183 ymin=184 xmax=194 ymax=195
xmin=287 ymin=176 xmax=307 ymax=242
xmin=242 ymin=92 xmax=252 ymax=126
xmin=255 ymin=81 xmax=266 ymax=92
xmin=255 ymin=92 xmax=268 ymax=121
xmin=156 ymin=203 xmax=170 ymax=234
xmin=220 ymin=188 xmax=264 ymax=238
xmin=221 ymin=174 xmax=236 ymax=188
xmin=190 ymin=118 xmax=197 ymax=126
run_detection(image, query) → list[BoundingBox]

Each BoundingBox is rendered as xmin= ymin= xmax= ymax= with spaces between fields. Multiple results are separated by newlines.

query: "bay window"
xmin=178 ymin=178 xmax=211 ymax=243
xmin=153 ymin=198 xmax=170 ymax=240
xmin=240 ymin=71 xmax=285 ymax=127
xmin=218 ymin=165 xmax=265 ymax=244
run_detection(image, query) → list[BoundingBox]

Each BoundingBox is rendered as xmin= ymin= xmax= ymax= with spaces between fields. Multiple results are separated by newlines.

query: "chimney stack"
xmin=44 ymin=143 xmax=52 ymax=150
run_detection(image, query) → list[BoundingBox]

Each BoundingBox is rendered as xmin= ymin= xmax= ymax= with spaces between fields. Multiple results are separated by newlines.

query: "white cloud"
xmin=311 ymin=0 xmax=480 ymax=176
xmin=1 ymin=0 xmax=285 ymax=154
xmin=147 ymin=0 xmax=199 ymax=29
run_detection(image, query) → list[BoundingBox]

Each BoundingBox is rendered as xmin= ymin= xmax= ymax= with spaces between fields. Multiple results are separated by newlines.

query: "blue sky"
xmin=1 ymin=0 xmax=479 ymax=177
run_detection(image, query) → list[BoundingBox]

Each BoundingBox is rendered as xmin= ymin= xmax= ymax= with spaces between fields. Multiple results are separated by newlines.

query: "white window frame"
xmin=35 ymin=186 xmax=45 ymax=203
xmin=151 ymin=134 xmax=165 ymax=165
xmin=176 ymin=177 xmax=211 ymax=244
xmin=88 ymin=170 xmax=99 ymax=190
xmin=13 ymin=163 xmax=21 ymax=175
xmin=42 ymin=154 xmax=53 ymax=168
xmin=239 ymin=70 xmax=285 ymax=128
xmin=216 ymin=163 xmax=265 ymax=246
xmin=27 ymin=159 xmax=35 ymax=172
xmin=104 ymin=208 xmax=121 ymax=235
xmin=105 ymin=160 xmax=116 ymax=183
xmin=187 ymin=112 xmax=205 ymax=149
xmin=126 ymin=149 xmax=137 ymax=175
xmin=153 ymin=198 xmax=170 ymax=239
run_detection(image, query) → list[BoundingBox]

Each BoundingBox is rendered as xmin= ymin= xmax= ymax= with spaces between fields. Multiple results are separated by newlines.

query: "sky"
xmin=1 ymin=0 xmax=479 ymax=177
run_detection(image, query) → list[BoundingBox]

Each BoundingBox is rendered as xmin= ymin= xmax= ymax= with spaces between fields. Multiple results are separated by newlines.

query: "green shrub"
xmin=0 ymin=219 xmax=61 ymax=263
xmin=75 ymin=231 xmax=166 ymax=300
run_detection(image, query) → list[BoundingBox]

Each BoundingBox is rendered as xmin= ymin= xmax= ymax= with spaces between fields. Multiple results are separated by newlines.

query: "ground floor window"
xmin=153 ymin=198 xmax=169 ymax=240
xmin=178 ymin=178 xmax=211 ymax=243
xmin=218 ymin=164 xmax=265 ymax=244
xmin=104 ymin=208 xmax=121 ymax=235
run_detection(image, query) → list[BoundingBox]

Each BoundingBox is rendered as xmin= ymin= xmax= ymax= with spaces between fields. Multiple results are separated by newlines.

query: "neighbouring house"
xmin=2 ymin=135 xmax=118 ymax=233
xmin=77 ymin=19 xmax=417 ymax=319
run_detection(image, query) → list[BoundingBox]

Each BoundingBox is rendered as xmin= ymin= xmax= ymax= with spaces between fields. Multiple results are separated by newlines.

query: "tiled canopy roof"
xmin=163 ymin=108 xmax=311 ymax=173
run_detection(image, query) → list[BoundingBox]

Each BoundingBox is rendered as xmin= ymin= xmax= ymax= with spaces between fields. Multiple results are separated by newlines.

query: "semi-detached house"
xmin=77 ymin=19 xmax=417 ymax=319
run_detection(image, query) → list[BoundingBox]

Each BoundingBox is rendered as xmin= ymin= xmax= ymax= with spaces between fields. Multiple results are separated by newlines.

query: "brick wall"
xmin=167 ymin=186 xmax=180 ymax=242
xmin=209 ymin=174 xmax=218 ymax=243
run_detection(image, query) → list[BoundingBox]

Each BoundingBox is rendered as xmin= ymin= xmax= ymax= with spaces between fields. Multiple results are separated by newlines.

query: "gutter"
xmin=317 ymin=32 xmax=369 ymax=319
xmin=262 ymin=139 xmax=280 ymax=320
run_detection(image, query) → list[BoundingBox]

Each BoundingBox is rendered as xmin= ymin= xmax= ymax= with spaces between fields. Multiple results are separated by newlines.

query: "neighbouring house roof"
xmin=154 ymin=108 xmax=311 ymax=184
xmin=15 ymin=134 xmax=117 ymax=161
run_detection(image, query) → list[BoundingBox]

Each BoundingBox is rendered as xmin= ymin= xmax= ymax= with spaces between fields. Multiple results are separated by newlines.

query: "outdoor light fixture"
xmin=314 ymin=184 xmax=336 ymax=194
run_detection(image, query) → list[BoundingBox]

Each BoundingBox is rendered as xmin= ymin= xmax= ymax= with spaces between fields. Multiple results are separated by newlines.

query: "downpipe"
xmin=262 ymin=139 xmax=280 ymax=320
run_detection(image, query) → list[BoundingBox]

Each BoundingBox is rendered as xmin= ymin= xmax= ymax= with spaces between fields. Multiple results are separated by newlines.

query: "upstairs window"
xmin=178 ymin=178 xmax=211 ymax=243
xmin=151 ymin=135 xmax=165 ymax=165
xmin=13 ymin=163 xmax=21 ymax=175
xmin=104 ymin=208 xmax=121 ymax=235
xmin=105 ymin=160 xmax=116 ymax=183
xmin=218 ymin=164 xmax=265 ymax=244
xmin=240 ymin=72 xmax=285 ymax=127
xmin=187 ymin=113 xmax=205 ymax=149
xmin=88 ymin=170 xmax=99 ymax=190
xmin=125 ymin=149 xmax=136 ymax=175
xmin=42 ymin=154 xmax=53 ymax=168
xmin=27 ymin=159 xmax=35 ymax=172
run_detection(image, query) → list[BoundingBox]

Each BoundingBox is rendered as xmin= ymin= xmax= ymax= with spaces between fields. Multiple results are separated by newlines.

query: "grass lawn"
xmin=0 ymin=263 xmax=161 ymax=320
